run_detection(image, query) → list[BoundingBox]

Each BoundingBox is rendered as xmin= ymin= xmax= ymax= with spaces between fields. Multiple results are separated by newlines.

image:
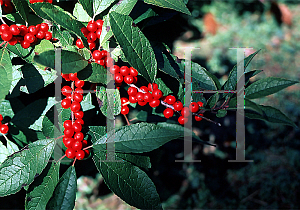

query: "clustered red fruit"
xmin=119 ymin=82 xmax=205 ymax=124
xmin=0 ymin=114 xmax=9 ymax=134
xmin=0 ymin=22 xmax=52 ymax=48
xmin=61 ymin=73 xmax=90 ymax=160
xmin=29 ymin=0 xmax=52 ymax=3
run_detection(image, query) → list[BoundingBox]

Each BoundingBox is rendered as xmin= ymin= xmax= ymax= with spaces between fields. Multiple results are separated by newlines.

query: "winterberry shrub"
xmin=0 ymin=0 xmax=298 ymax=209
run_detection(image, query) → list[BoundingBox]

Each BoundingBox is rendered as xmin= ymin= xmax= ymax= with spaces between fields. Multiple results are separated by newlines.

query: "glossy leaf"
xmin=11 ymin=0 xmax=30 ymax=22
xmin=245 ymin=104 xmax=297 ymax=128
xmin=110 ymin=0 xmax=138 ymax=15
xmin=0 ymin=48 xmax=13 ymax=102
xmin=0 ymin=141 xmax=8 ymax=165
xmin=0 ymin=138 xmax=56 ymax=196
xmin=46 ymin=166 xmax=77 ymax=210
xmin=216 ymin=109 xmax=227 ymax=118
xmin=77 ymin=63 xmax=112 ymax=84
xmin=25 ymin=162 xmax=60 ymax=210
xmin=144 ymin=0 xmax=191 ymax=15
xmin=206 ymin=93 xmax=219 ymax=108
xmin=245 ymin=77 xmax=298 ymax=99
xmin=228 ymin=97 xmax=263 ymax=115
xmin=6 ymin=139 xmax=19 ymax=155
xmin=109 ymin=11 xmax=157 ymax=82
xmin=34 ymin=50 xmax=88 ymax=74
xmin=6 ymin=44 xmax=34 ymax=63
xmin=96 ymin=86 xmax=121 ymax=119
xmin=52 ymin=28 xmax=74 ymax=47
xmin=93 ymin=151 xmax=162 ymax=209
xmin=73 ymin=2 xmax=91 ymax=22
xmin=94 ymin=0 xmax=117 ymax=16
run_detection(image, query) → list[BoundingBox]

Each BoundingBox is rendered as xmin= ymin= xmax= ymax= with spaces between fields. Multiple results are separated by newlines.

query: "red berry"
xmin=61 ymin=86 xmax=72 ymax=96
xmin=75 ymin=118 xmax=84 ymax=125
xmin=120 ymin=66 xmax=129 ymax=76
xmin=72 ymin=140 xmax=82 ymax=151
xmin=163 ymin=108 xmax=174 ymax=119
xmin=24 ymin=33 xmax=35 ymax=43
xmin=40 ymin=23 xmax=49 ymax=32
xmin=81 ymin=27 xmax=89 ymax=37
xmin=133 ymin=76 xmax=138 ymax=84
xmin=87 ymin=32 xmax=97 ymax=42
xmin=82 ymin=140 xmax=88 ymax=148
xmin=63 ymin=120 xmax=73 ymax=129
xmin=76 ymin=38 xmax=84 ymax=48
xmin=74 ymin=132 xmax=84 ymax=141
xmin=181 ymin=107 xmax=190 ymax=117
xmin=109 ymin=65 xmax=120 ymax=74
xmin=0 ymin=24 xmax=9 ymax=32
xmin=21 ymin=40 xmax=31 ymax=49
xmin=92 ymin=50 xmax=102 ymax=60
xmin=96 ymin=28 xmax=102 ymax=39
xmin=71 ymin=102 xmax=81 ymax=112
xmin=114 ymin=73 xmax=123 ymax=83
xmin=84 ymin=149 xmax=90 ymax=158
xmin=136 ymin=92 xmax=144 ymax=102
xmin=28 ymin=25 xmax=38 ymax=35
xmin=173 ymin=101 xmax=183 ymax=111
xmin=95 ymin=59 xmax=105 ymax=66
xmin=105 ymin=57 xmax=114 ymax=68
xmin=88 ymin=41 xmax=95 ymax=50
xmin=143 ymin=92 xmax=153 ymax=102
xmin=0 ymin=124 xmax=9 ymax=134
xmin=124 ymin=75 xmax=134 ymax=84
xmin=195 ymin=114 xmax=203 ymax=121
xmin=1 ymin=30 xmax=12 ymax=41
xmin=147 ymin=83 xmax=158 ymax=92
xmin=8 ymin=37 xmax=17 ymax=45
xmin=18 ymin=25 xmax=28 ymax=36
xmin=64 ymin=128 xmax=74 ymax=137
xmin=149 ymin=99 xmax=160 ymax=107
xmin=139 ymin=86 xmax=148 ymax=93
xmin=197 ymin=101 xmax=204 ymax=107
xmin=96 ymin=19 xmax=104 ymax=28
xmin=76 ymin=150 xmax=85 ymax=160
xmin=165 ymin=95 xmax=176 ymax=105
xmin=36 ymin=30 xmax=45 ymax=39
xmin=121 ymin=97 xmax=129 ymax=106
xmin=74 ymin=111 xmax=84 ymax=119
xmin=189 ymin=102 xmax=199 ymax=113
xmin=69 ymin=73 xmax=78 ymax=81
xmin=63 ymin=137 xmax=73 ymax=148
xmin=9 ymin=25 xmax=20 ymax=35
xmin=138 ymin=101 xmax=147 ymax=106
xmin=87 ymin=21 xmax=97 ymax=32
xmin=127 ymin=87 xmax=137 ymax=96
xmin=129 ymin=67 xmax=138 ymax=77
xmin=75 ymin=80 xmax=85 ymax=88
xmin=45 ymin=31 xmax=52 ymax=40
xmin=129 ymin=95 xmax=138 ymax=104
xmin=73 ymin=123 xmax=82 ymax=133
xmin=65 ymin=148 xmax=76 ymax=159
xmin=121 ymin=106 xmax=129 ymax=115
xmin=61 ymin=73 xmax=70 ymax=81
xmin=178 ymin=116 xmax=188 ymax=125
xmin=101 ymin=50 xmax=108 ymax=58
xmin=152 ymin=89 xmax=163 ymax=99
xmin=0 ymin=114 xmax=3 ymax=122
xmin=74 ymin=88 xmax=83 ymax=94
xmin=73 ymin=93 xmax=83 ymax=103
xmin=61 ymin=99 xmax=71 ymax=109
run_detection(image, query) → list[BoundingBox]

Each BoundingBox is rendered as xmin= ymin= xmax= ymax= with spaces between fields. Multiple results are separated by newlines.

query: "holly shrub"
xmin=0 ymin=0 xmax=298 ymax=209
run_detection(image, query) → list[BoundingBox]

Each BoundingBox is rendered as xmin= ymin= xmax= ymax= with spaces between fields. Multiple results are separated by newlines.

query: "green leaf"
xmin=144 ymin=0 xmax=191 ymax=15
xmin=245 ymin=104 xmax=297 ymax=128
xmin=80 ymin=93 xmax=95 ymax=112
xmin=77 ymin=63 xmax=112 ymax=84
xmin=109 ymin=11 xmax=157 ymax=82
xmin=116 ymin=153 xmax=151 ymax=170
xmin=228 ymin=98 xmax=263 ymax=115
xmin=42 ymin=107 xmax=71 ymax=138
xmin=96 ymin=86 xmax=121 ymax=119
xmin=93 ymin=151 xmax=162 ymax=209
xmin=38 ymin=5 xmax=88 ymax=47
xmin=0 ymin=100 xmax=14 ymax=118
xmin=6 ymin=139 xmax=19 ymax=154
xmin=11 ymin=0 xmax=30 ymax=22
xmin=0 ymin=138 xmax=56 ymax=197
xmin=34 ymin=50 xmax=88 ymax=74
xmin=5 ymin=13 xmax=42 ymax=25
xmin=110 ymin=0 xmax=138 ymax=15
xmin=52 ymin=28 xmax=74 ymax=47
xmin=0 ymin=141 xmax=9 ymax=165
xmin=178 ymin=61 xmax=218 ymax=91
xmin=244 ymin=69 xmax=263 ymax=86
xmin=0 ymin=48 xmax=13 ymax=102
xmin=245 ymin=77 xmax=298 ymax=99
xmin=46 ymin=166 xmax=77 ymax=210
xmin=216 ymin=109 xmax=227 ymax=118
xmin=134 ymin=8 xmax=158 ymax=24
xmin=157 ymin=52 xmax=180 ymax=80
xmin=73 ymin=2 xmax=91 ymax=22
xmin=222 ymin=49 xmax=261 ymax=97
xmin=25 ymin=162 xmax=60 ymax=210
xmin=92 ymin=122 xmax=212 ymax=153
xmin=206 ymin=93 xmax=219 ymax=108
xmin=6 ymin=44 xmax=34 ymax=63
xmin=93 ymin=0 xmax=117 ymax=16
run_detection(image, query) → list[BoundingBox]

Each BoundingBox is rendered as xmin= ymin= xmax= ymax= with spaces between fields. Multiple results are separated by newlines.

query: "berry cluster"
xmin=61 ymin=73 xmax=90 ymax=160
xmin=0 ymin=114 xmax=9 ymax=134
xmin=29 ymin=0 xmax=52 ymax=3
xmin=120 ymin=82 xmax=205 ymax=125
xmin=0 ymin=23 xmax=52 ymax=48
xmin=110 ymin=65 xmax=138 ymax=86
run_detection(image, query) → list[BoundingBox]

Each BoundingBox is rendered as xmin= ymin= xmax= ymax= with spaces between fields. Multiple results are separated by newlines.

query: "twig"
xmin=55 ymin=154 xmax=66 ymax=163
xmin=82 ymin=145 xmax=93 ymax=150
xmin=123 ymin=114 xmax=131 ymax=125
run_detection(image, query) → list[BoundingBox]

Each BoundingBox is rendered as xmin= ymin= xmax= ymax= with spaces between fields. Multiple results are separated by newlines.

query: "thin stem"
xmin=55 ymin=135 xmax=64 ymax=140
xmin=0 ymin=17 xmax=6 ymax=25
xmin=2 ymin=134 xmax=9 ymax=142
xmin=0 ymin=41 xmax=7 ymax=47
xmin=71 ymin=81 xmax=75 ymax=123
xmin=72 ymin=158 xmax=77 ymax=166
xmin=123 ymin=114 xmax=131 ymax=126
xmin=56 ymin=154 xmax=66 ymax=163
xmin=82 ymin=145 xmax=93 ymax=150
